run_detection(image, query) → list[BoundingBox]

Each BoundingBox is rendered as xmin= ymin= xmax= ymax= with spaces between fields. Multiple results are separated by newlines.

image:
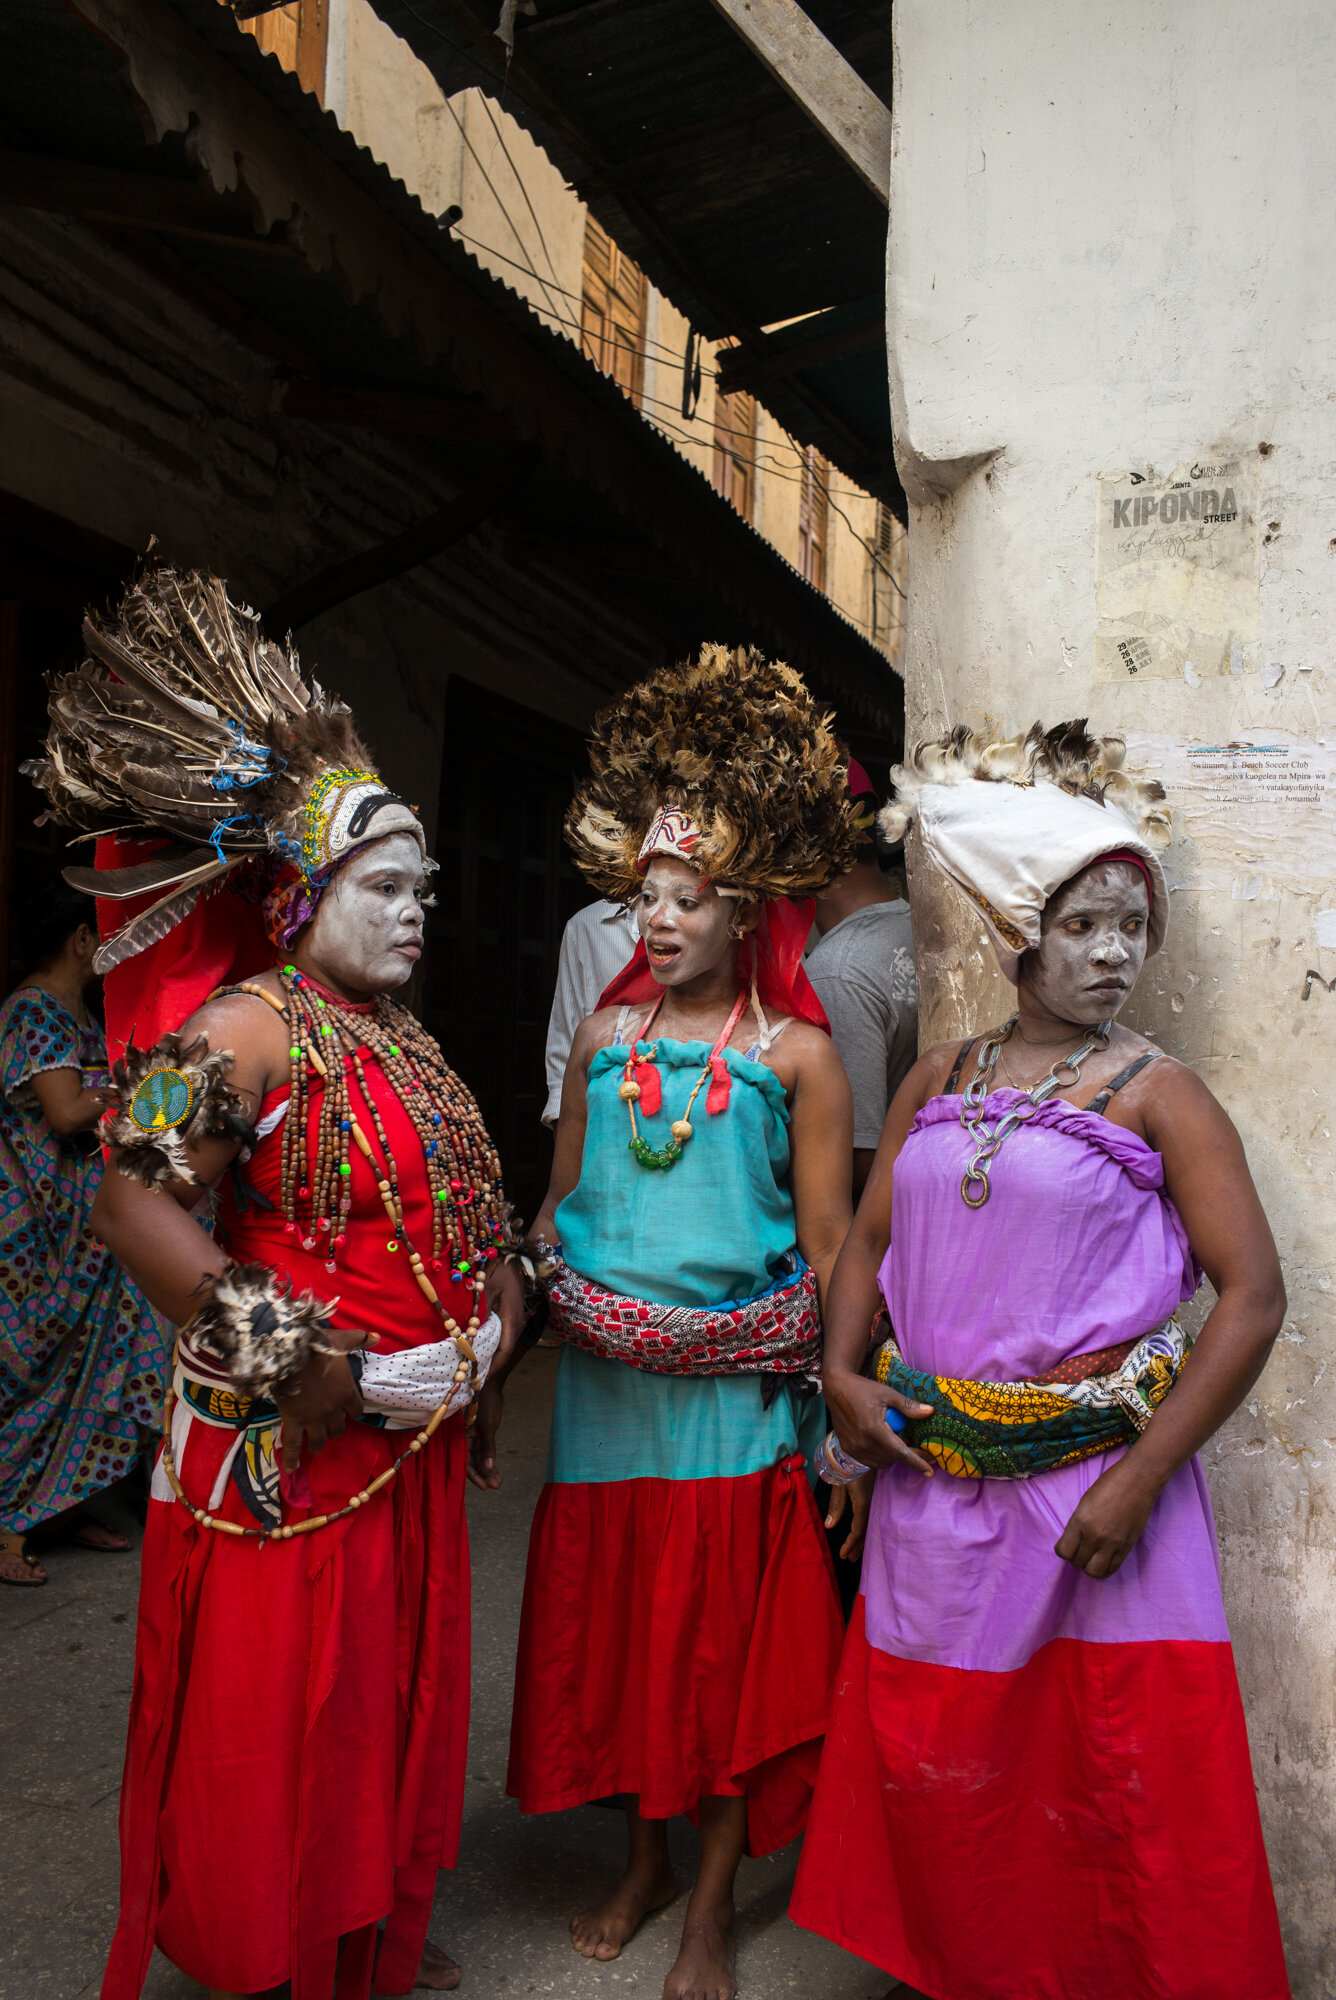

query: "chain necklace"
xmin=958 ymin=1014 xmax=1111 ymax=1209
xmin=619 ymin=988 xmax=748 ymax=1171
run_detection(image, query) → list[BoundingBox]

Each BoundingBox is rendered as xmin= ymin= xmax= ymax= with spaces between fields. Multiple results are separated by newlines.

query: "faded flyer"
xmin=1095 ymin=458 xmax=1260 ymax=682
xmin=1124 ymin=731 xmax=1336 ymax=896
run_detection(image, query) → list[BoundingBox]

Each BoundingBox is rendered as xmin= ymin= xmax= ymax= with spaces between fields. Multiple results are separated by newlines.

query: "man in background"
xmin=542 ymin=897 xmax=640 ymax=1126
xmin=807 ymin=759 xmax=917 ymax=1199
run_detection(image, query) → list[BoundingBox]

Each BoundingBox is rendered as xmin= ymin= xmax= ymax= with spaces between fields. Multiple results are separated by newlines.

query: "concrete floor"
xmin=0 ymin=1349 xmax=891 ymax=2000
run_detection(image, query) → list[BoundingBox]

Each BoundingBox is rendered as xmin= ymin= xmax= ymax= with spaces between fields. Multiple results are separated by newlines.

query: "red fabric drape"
xmin=790 ymin=1599 xmax=1292 ymax=2000
xmin=597 ymin=899 xmax=830 ymax=1034
xmin=93 ymin=835 xmax=271 ymax=1065
xmin=508 ymin=1453 xmax=843 ymax=1857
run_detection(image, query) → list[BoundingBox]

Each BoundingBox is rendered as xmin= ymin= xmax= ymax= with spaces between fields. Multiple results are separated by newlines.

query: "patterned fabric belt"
xmin=546 ymin=1258 xmax=822 ymax=1380
xmin=872 ymin=1318 xmax=1190 ymax=1479
xmin=169 ymin=1324 xmax=495 ymax=1530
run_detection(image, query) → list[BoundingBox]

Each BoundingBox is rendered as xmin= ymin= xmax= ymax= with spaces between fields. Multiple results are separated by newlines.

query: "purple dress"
xmin=792 ymin=1089 xmax=1289 ymax=2000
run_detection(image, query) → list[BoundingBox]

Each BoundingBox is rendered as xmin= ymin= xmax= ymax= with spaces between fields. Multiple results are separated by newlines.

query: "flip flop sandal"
xmin=0 ymin=1532 xmax=47 ymax=1586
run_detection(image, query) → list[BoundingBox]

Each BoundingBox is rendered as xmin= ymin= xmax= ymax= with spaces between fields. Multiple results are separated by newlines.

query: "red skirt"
xmin=790 ymin=1598 xmax=1291 ymax=2000
xmin=101 ymin=1415 xmax=470 ymax=2000
xmin=507 ymin=1453 xmax=844 ymax=1857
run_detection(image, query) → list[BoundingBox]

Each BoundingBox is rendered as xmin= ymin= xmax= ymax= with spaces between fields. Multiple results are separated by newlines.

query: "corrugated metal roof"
xmin=0 ymin=0 xmax=901 ymax=752
xmin=366 ymin=0 xmax=902 ymax=513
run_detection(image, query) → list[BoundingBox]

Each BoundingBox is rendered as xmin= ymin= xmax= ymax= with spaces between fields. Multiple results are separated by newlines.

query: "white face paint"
xmin=301 ymin=832 xmax=428 ymax=998
xmin=1020 ymin=859 xmax=1150 ymax=1026
xmin=634 ymin=857 xmax=755 ymax=986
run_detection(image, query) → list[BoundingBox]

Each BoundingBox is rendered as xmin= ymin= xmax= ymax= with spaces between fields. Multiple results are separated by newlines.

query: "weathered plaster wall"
xmin=889 ymin=4 xmax=1335 ymax=1986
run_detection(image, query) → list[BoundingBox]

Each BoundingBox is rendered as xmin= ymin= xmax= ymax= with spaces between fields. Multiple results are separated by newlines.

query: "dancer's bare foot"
xmin=414 ymin=1938 xmax=460 ymax=1990
xmin=571 ymin=1859 xmax=679 ymax=1960
xmin=72 ymin=1517 xmax=131 ymax=1550
xmin=663 ymin=1900 xmax=736 ymax=2000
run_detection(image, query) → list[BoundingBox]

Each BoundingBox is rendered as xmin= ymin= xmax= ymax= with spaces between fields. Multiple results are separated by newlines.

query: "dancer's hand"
xmin=1054 ymin=1457 xmax=1159 ymax=1577
xmin=823 ymin=1366 xmax=935 ymax=1477
xmin=823 ymin=1471 xmax=875 ymax=1560
xmin=273 ymin=1325 xmax=372 ymax=1473
xmin=484 ymin=1260 xmax=527 ymax=1367
xmin=467 ymin=1379 xmax=505 ymax=1491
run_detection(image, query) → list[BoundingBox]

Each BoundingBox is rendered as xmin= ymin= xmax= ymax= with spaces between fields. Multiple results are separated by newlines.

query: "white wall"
xmin=889 ymin=5 xmax=1335 ymax=1987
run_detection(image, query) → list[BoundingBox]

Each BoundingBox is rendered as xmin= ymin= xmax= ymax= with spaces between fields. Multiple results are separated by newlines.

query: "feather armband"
xmin=107 ymin=1033 xmax=251 ymax=1188
xmin=494 ymin=1236 xmax=560 ymax=1303
xmin=187 ymin=1261 xmax=340 ymax=1396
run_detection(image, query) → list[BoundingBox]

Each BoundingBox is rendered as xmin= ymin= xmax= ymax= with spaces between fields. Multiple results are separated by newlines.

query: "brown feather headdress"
xmin=565 ymin=644 xmax=859 ymax=902
xmin=23 ymin=567 xmax=424 ymax=971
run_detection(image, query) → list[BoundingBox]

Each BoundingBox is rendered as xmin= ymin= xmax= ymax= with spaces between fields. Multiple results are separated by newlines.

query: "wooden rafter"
xmin=716 ymin=312 xmax=886 ymax=395
xmin=705 ymin=0 xmax=891 ymax=205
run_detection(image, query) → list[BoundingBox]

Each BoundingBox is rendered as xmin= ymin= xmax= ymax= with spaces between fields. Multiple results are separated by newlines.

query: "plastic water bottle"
xmin=814 ymin=1406 xmax=908 ymax=1486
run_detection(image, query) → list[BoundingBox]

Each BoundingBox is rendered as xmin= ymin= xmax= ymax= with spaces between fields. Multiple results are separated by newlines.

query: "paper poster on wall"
xmin=1123 ymin=732 xmax=1336 ymax=896
xmin=1095 ymin=459 xmax=1260 ymax=682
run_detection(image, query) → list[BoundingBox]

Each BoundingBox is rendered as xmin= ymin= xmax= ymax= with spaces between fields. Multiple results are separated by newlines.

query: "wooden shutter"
xmin=580 ymin=217 xmax=647 ymax=405
xmin=798 ymin=446 xmax=829 ymax=592
xmin=236 ymin=1 xmax=328 ymax=103
xmin=712 ymin=379 xmax=757 ymax=520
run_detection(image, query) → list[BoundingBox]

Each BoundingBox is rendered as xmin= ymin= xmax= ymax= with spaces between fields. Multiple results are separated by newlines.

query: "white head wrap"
xmin=879 ymin=722 xmax=1171 ymax=983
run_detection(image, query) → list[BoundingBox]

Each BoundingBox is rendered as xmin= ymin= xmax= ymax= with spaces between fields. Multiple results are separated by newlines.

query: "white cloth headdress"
xmin=878 ymin=721 xmax=1171 ymax=982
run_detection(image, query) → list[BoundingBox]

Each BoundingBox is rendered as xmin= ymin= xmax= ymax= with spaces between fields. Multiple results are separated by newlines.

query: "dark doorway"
xmin=0 ymin=492 xmax=133 ymax=986
xmin=423 ymin=678 xmax=594 ymax=1226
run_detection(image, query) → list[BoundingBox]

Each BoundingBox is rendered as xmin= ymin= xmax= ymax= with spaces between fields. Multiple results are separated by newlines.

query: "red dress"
xmin=102 ymin=1042 xmax=479 ymax=2000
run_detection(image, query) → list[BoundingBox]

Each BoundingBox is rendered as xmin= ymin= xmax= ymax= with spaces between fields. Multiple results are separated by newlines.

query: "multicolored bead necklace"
xmin=619 ymin=988 xmax=749 ymax=1171
xmin=274 ymin=966 xmax=508 ymax=1341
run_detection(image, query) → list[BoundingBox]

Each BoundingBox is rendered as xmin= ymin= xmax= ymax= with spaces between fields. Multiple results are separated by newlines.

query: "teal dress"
xmin=550 ymin=1032 xmax=825 ymax=1480
xmin=507 ymin=1020 xmax=842 ymax=1855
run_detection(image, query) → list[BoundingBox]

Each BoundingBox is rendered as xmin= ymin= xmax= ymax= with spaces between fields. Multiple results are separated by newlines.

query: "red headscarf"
xmin=597 ymin=898 xmax=830 ymax=1033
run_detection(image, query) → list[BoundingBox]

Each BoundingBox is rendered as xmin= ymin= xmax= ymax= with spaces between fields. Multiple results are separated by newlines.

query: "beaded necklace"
xmin=275 ymin=965 xmax=507 ymax=1315
xmin=618 ymin=988 xmax=749 ymax=1171
xmin=165 ymin=969 xmax=511 ymax=1543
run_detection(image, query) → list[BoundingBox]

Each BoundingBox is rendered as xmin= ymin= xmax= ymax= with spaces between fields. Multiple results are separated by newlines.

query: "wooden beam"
xmin=0 ymin=149 xmax=290 ymax=252
xmin=716 ymin=311 xmax=885 ymax=394
xmin=263 ymin=463 xmax=528 ymax=633
xmin=283 ymin=381 xmax=513 ymax=442
xmin=705 ymin=0 xmax=891 ymax=205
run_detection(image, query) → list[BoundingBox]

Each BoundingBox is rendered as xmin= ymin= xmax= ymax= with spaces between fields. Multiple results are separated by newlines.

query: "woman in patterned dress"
xmin=0 ymin=881 xmax=168 ymax=1584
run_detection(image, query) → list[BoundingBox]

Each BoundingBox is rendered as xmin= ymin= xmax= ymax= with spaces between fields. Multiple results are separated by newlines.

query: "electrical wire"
xmin=439 ymin=98 xmax=567 ymax=323
xmin=475 ymin=89 xmax=566 ymax=296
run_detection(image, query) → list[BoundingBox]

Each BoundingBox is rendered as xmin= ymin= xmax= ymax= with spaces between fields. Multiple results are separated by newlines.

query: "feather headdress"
xmin=23 ymin=567 xmax=425 ymax=972
xmin=566 ymin=644 xmax=859 ymax=902
xmin=878 ymin=719 xmax=1171 ymax=980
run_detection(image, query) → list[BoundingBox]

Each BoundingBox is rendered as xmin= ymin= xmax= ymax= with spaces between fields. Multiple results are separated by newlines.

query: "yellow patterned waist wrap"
xmin=872 ymin=1319 xmax=1189 ymax=1479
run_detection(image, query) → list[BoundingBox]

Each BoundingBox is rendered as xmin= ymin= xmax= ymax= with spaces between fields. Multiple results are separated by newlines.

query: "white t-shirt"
xmin=542 ymin=899 xmax=641 ymax=1125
